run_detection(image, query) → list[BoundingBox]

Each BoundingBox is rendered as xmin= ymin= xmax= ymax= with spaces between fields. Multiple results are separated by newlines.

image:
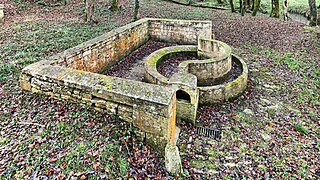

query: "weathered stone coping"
xmin=147 ymin=18 xmax=212 ymax=23
xmin=197 ymin=37 xmax=230 ymax=58
xmin=22 ymin=61 xmax=176 ymax=106
xmin=21 ymin=59 xmax=179 ymax=150
xmin=198 ymin=54 xmax=248 ymax=104
xmin=179 ymin=39 xmax=232 ymax=84
xmin=144 ymin=45 xmax=197 ymax=85
xmin=144 ymin=46 xmax=248 ymax=105
xmin=144 ymin=39 xmax=232 ymax=85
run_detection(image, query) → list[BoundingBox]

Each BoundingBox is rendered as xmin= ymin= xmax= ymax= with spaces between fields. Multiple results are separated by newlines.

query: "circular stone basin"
xmin=198 ymin=54 xmax=248 ymax=105
xmin=144 ymin=45 xmax=198 ymax=85
xmin=144 ymin=45 xmax=248 ymax=104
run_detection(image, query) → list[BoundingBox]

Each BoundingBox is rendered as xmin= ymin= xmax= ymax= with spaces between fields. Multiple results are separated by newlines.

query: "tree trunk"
xmin=229 ymin=0 xmax=235 ymax=13
xmin=83 ymin=0 xmax=87 ymax=22
xmin=242 ymin=0 xmax=246 ymax=16
xmin=270 ymin=0 xmax=280 ymax=18
xmin=283 ymin=0 xmax=288 ymax=21
xmin=240 ymin=0 xmax=246 ymax=16
xmin=275 ymin=0 xmax=280 ymax=17
xmin=247 ymin=0 xmax=251 ymax=11
xmin=308 ymin=0 xmax=318 ymax=26
xmin=111 ymin=0 xmax=119 ymax=11
xmin=83 ymin=0 xmax=95 ymax=22
xmin=251 ymin=0 xmax=255 ymax=11
xmin=133 ymin=0 xmax=139 ymax=21
xmin=252 ymin=0 xmax=261 ymax=16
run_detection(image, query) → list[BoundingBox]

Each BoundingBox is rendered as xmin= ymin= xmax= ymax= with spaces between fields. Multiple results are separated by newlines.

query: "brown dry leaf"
xmin=80 ymin=175 xmax=86 ymax=180
xmin=46 ymin=157 xmax=57 ymax=163
xmin=75 ymin=171 xmax=86 ymax=176
xmin=93 ymin=162 xmax=100 ymax=170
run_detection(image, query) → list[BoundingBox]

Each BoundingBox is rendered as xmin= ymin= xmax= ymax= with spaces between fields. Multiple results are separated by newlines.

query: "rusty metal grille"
xmin=196 ymin=126 xmax=222 ymax=140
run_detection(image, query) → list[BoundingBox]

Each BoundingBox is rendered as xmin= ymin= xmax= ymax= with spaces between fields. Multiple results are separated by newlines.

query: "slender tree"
xmin=83 ymin=0 xmax=87 ymax=21
xmin=247 ymin=0 xmax=252 ymax=11
xmin=229 ymin=0 xmax=235 ymax=13
xmin=83 ymin=0 xmax=95 ymax=22
xmin=270 ymin=0 xmax=280 ymax=18
xmin=133 ymin=0 xmax=139 ymax=21
xmin=251 ymin=0 xmax=255 ymax=11
xmin=240 ymin=0 xmax=243 ymax=15
xmin=241 ymin=0 xmax=246 ymax=16
xmin=252 ymin=0 xmax=261 ymax=16
xmin=283 ymin=0 xmax=288 ymax=21
xmin=308 ymin=0 xmax=318 ymax=26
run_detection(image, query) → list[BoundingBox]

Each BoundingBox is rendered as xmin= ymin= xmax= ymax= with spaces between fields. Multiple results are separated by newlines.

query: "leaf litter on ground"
xmin=0 ymin=0 xmax=319 ymax=179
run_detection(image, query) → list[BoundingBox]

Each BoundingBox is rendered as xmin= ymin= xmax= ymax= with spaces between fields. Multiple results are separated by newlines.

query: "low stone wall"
xmin=143 ymin=46 xmax=247 ymax=106
xmin=52 ymin=19 xmax=150 ymax=73
xmin=149 ymin=19 xmax=212 ymax=44
xmin=198 ymin=55 xmax=248 ymax=104
xmin=197 ymin=37 xmax=228 ymax=58
xmin=20 ymin=60 xmax=178 ymax=150
xmin=144 ymin=45 xmax=197 ymax=85
xmin=144 ymin=39 xmax=233 ymax=87
xmin=50 ymin=18 xmax=212 ymax=74
xmin=179 ymin=39 xmax=232 ymax=85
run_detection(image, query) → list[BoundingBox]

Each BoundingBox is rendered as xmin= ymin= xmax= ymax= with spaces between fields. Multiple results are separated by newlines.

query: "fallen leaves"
xmin=0 ymin=0 xmax=319 ymax=179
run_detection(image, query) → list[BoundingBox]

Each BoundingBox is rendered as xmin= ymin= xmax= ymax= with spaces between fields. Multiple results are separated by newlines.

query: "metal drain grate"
xmin=196 ymin=126 xmax=222 ymax=140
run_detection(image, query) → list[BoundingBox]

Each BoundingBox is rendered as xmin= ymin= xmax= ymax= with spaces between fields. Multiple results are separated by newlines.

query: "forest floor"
xmin=0 ymin=0 xmax=319 ymax=179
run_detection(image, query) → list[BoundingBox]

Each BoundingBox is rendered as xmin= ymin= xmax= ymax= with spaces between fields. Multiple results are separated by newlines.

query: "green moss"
xmin=204 ymin=161 xmax=217 ymax=169
xmin=206 ymin=149 xmax=215 ymax=155
xmin=294 ymin=124 xmax=309 ymax=135
xmin=224 ymin=75 xmax=242 ymax=88
xmin=232 ymin=125 xmax=240 ymax=133
xmin=100 ymin=76 xmax=114 ymax=90
xmin=106 ymin=101 xmax=113 ymax=105
xmin=258 ymin=164 xmax=267 ymax=172
xmin=105 ymin=84 xmax=113 ymax=89
xmin=235 ymin=112 xmax=248 ymax=121
xmin=76 ymin=69 xmax=86 ymax=74
xmin=303 ymin=26 xmax=320 ymax=34
xmin=190 ymin=159 xmax=203 ymax=168
xmin=56 ymin=70 xmax=67 ymax=80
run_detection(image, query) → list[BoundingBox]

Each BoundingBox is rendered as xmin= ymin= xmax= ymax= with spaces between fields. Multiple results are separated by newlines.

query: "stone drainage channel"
xmin=20 ymin=18 xmax=248 ymax=175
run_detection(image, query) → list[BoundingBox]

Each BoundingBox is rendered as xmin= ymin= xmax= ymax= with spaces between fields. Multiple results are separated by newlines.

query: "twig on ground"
xmin=18 ymin=121 xmax=45 ymax=127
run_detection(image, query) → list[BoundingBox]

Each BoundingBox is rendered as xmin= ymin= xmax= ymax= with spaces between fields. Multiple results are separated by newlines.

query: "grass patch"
xmin=274 ymin=52 xmax=306 ymax=70
xmin=232 ymin=125 xmax=240 ymax=133
xmin=0 ymin=20 xmax=117 ymax=81
xmin=294 ymin=124 xmax=309 ymax=135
